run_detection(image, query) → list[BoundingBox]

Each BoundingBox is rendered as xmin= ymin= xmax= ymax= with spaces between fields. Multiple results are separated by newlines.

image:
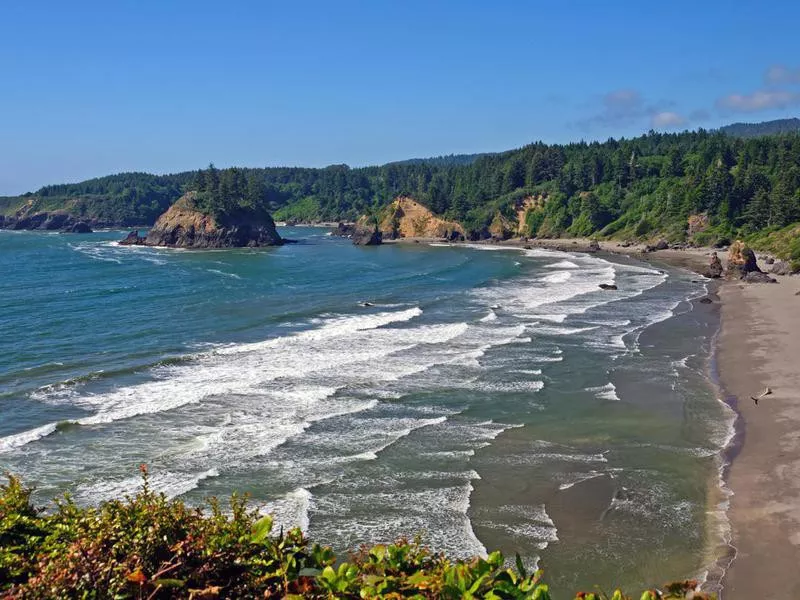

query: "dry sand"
xmin=716 ymin=275 xmax=800 ymax=599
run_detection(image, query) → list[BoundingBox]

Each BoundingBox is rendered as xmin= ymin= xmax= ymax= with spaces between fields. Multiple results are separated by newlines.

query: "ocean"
xmin=0 ymin=227 xmax=732 ymax=593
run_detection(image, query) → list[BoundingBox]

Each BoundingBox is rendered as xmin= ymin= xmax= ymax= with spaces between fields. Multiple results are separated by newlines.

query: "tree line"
xmin=7 ymin=129 xmax=800 ymax=243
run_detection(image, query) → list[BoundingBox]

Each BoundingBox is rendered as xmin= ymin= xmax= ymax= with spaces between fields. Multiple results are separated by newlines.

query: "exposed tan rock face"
xmin=725 ymin=240 xmax=760 ymax=279
xmin=515 ymin=195 xmax=547 ymax=235
xmin=379 ymin=197 xmax=464 ymax=239
xmin=143 ymin=192 xmax=283 ymax=248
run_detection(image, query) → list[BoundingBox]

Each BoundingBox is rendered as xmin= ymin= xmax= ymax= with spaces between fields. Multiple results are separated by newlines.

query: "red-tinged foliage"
xmin=0 ymin=471 xmax=714 ymax=599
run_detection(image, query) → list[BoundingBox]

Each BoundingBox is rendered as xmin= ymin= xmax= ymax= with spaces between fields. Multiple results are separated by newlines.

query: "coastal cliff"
xmin=122 ymin=192 xmax=283 ymax=248
xmin=378 ymin=197 xmax=464 ymax=240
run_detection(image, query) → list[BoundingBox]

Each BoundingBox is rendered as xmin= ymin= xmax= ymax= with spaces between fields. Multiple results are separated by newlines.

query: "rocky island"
xmin=119 ymin=170 xmax=284 ymax=248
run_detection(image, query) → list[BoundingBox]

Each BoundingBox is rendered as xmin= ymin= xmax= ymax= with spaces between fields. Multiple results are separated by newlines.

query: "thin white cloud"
xmin=716 ymin=90 xmax=800 ymax=112
xmin=651 ymin=111 xmax=686 ymax=128
xmin=765 ymin=65 xmax=800 ymax=85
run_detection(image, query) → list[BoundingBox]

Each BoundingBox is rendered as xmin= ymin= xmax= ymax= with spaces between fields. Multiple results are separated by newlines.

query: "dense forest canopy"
xmin=3 ymin=121 xmax=800 ymax=262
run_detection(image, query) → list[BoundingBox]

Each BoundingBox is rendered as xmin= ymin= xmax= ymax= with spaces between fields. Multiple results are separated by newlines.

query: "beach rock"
xmin=587 ymin=240 xmax=601 ymax=252
xmin=119 ymin=230 xmax=146 ymax=245
xmin=699 ymin=297 xmax=713 ymax=304
xmin=725 ymin=241 xmax=760 ymax=280
xmin=770 ymin=260 xmax=792 ymax=276
xmin=11 ymin=213 xmax=48 ymax=230
xmin=145 ymin=192 xmax=283 ymax=248
xmin=598 ymin=283 xmax=618 ymax=290
xmin=619 ymin=241 xmax=632 ymax=248
xmin=352 ymin=226 xmax=382 ymax=246
xmin=468 ymin=227 xmax=491 ymax=241
xmin=68 ymin=222 xmax=93 ymax=233
xmin=765 ymin=256 xmax=775 ymax=265
xmin=42 ymin=213 xmax=72 ymax=230
xmin=447 ymin=229 xmax=465 ymax=242
xmin=704 ymin=252 xmax=723 ymax=279
xmin=743 ymin=271 xmax=777 ymax=284
xmin=378 ymin=197 xmax=464 ymax=240
xmin=331 ymin=222 xmax=355 ymax=238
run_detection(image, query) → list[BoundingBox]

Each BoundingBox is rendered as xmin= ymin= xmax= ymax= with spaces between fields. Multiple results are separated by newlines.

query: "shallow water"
xmin=0 ymin=228 xmax=727 ymax=593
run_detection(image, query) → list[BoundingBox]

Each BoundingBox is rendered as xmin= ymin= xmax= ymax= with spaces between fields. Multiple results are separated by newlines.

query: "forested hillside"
xmin=4 ymin=126 xmax=800 ymax=263
xmin=720 ymin=118 xmax=800 ymax=138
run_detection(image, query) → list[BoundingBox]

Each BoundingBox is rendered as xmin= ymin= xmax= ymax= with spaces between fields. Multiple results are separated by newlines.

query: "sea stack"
xmin=132 ymin=192 xmax=283 ymax=249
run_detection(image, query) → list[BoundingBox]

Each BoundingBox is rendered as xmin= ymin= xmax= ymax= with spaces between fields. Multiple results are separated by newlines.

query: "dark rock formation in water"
xmin=68 ymin=222 xmax=93 ymax=233
xmin=331 ymin=222 xmax=356 ymax=238
xmin=140 ymin=192 xmax=283 ymax=249
xmin=119 ymin=230 xmax=146 ymax=245
xmin=598 ymin=283 xmax=617 ymax=290
xmin=351 ymin=226 xmax=382 ymax=246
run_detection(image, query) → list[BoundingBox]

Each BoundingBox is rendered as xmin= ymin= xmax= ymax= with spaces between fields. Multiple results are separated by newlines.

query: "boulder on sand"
xmin=770 ymin=260 xmax=793 ymax=276
xmin=704 ymin=252 xmax=723 ymax=279
xmin=725 ymin=240 xmax=761 ymax=280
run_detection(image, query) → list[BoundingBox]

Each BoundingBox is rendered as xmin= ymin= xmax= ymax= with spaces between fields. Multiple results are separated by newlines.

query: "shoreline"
xmin=414 ymin=235 xmax=799 ymax=597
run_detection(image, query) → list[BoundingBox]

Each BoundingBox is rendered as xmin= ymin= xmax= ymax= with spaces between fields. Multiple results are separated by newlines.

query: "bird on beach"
xmin=750 ymin=387 xmax=772 ymax=405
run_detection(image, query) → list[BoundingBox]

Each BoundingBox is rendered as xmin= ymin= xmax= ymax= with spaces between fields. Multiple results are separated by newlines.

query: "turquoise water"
xmin=0 ymin=228 xmax=729 ymax=594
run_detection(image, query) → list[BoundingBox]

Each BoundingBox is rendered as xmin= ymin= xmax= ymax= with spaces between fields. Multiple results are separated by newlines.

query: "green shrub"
xmin=0 ymin=471 xmax=715 ymax=599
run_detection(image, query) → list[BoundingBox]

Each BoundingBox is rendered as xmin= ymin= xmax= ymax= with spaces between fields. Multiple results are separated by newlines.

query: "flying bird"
xmin=750 ymin=387 xmax=772 ymax=405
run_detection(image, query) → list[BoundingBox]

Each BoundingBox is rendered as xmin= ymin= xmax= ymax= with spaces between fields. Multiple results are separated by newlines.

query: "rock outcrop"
xmin=119 ymin=230 xmax=146 ymax=245
xmin=705 ymin=252 xmax=723 ymax=278
xmin=488 ymin=212 xmax=515 ymax=240
xmin=351 ymin=225 xmax=382 ymax=246
xmin=770 ymin=260 xmax=793 ymax=276
xmin=378 ymin=197 xmax=463 ymax=240
xmin=127 ymin=192 xmax=283 ymax=249
xmin=68 ymin=222 xmax=93 ymax=233
xmin=725 ymin=240 xmax=760 ymax=280
xmin=515 ymin=195 xmax=547 ymax=236
xmin=331 ymin=222 xmax=356 ymax=238
xmin=644 ymin=239 xmax=669 ymax=252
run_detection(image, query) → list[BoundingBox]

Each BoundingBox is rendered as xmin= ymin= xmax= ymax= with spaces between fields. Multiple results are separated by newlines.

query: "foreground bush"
xmin=0 ymin=469 xmax=714 ymax=599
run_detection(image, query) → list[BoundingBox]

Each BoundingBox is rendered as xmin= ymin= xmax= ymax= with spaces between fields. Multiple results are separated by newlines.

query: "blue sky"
xmin=2 ymin=0 xmax=800 ymax=195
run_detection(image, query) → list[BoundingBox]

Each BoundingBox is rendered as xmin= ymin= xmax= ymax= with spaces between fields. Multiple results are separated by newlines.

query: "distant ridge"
xmin=719 ymin=117 xmax=800 ymax=138
xmin=386 ymin=153 xmax=493 ymax=167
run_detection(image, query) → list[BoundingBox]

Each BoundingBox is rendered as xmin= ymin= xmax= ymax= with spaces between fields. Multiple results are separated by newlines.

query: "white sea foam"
xmin=480 ymin=309 xmax=498 ymax=322
xmin=586 ymin=382 xmax=620 ymax=401
xmin=558 ymin=470 xmax=606 ymax=490
xmin=0 ymin=423 xmax=59 ymax=453
xmin=75 ymin=468 xmax=219 ymax=504
xmin=540 ymin=271 xmax=572 ymax=284
xmin=545 ymin=260 xmax=579 ymax=269
xmin=263 ymin=487 xmax=313 ymax=532
xmin=206 ymin=268 xmax=241 ymax=279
